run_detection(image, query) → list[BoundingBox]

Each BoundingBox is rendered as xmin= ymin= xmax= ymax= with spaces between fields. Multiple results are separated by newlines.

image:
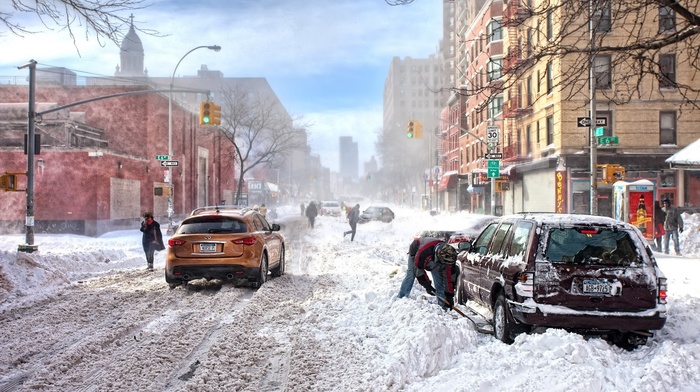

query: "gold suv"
xmin=165 ymin=205 xmax=285 ymax=289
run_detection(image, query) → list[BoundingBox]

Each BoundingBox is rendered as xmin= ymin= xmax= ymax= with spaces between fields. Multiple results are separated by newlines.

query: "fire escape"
xmin=502 ymin=0 xmax=533 ymax=163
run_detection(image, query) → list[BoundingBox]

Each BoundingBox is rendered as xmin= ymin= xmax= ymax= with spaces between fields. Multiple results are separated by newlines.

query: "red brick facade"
xmin=0 ymin=85 xmax=236 ymax=236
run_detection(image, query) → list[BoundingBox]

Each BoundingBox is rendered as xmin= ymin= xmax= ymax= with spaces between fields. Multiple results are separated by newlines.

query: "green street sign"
xmin=488 ymin=168 xmax=500 ymax=178
xmin=594 ymin=127 xmax=605 ymax=137
xmin=156 ymin=155 xmax=169 ymax=161
xmin=487 ymin=160 xmax=500 ymax=169
xmin=597 ymin=136 xmax=619 ymax=145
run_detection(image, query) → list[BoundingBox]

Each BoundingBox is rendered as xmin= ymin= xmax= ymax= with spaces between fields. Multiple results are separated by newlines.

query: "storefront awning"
xmin=438 ymin=170 xmax=459 ymax=191
xmin=666 ymin=138 xmax=700 ymax=170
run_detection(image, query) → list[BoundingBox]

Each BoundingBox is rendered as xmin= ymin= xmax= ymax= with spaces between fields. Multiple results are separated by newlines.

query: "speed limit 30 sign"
xmin=487 ymin=125 xmax=500 ymax=142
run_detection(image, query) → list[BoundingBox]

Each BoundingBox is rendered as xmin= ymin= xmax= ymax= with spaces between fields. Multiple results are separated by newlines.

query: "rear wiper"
xmin=208 ymin=229 xmax=233 ymax=233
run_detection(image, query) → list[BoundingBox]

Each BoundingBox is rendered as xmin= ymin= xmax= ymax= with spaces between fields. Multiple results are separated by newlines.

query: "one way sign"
xmin=577 ymin=117 xmax=608 ymax=127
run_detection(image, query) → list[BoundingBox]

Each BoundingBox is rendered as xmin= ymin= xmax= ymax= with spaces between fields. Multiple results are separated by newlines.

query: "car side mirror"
xmin=458 ymin=241 xmax=472 ymax=252
xmin=271 ymin=223 xmax=281 ymax=231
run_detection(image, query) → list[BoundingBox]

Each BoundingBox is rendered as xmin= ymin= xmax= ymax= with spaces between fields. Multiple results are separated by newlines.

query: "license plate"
xmin=200 ymin=243 xmax=217 ymax=252
xmin=582 ymin=279 xmax=611 ymax=294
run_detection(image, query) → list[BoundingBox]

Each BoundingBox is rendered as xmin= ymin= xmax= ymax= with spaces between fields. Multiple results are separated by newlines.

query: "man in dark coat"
xmin=305 ymin=201 xmax=318 ymax=228
xmin=343 ymin=204 xmax=360 ymax=241
xmin=662 ymin=198 xmax=684 ymax=255
xmin=140 ymin=211 xmax=164 ymax=271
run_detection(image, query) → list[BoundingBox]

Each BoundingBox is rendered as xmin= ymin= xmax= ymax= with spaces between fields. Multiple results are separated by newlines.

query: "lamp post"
xmin=167 ymin=45 xmax=221 ymax=232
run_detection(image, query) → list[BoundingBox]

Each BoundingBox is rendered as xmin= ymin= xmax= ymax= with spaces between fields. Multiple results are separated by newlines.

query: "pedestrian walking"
xmin=140 ymin=211 xmax=164 ymax=271
xmin=662 ymin=198 xmax=684 ymax=255
xmin=260 ymin=203 xmax=268 ymax=218
xmin=300 ymin=203 xmax=305 ymax=216
xmin=305 ymin=201 xmax=318 ymax=228
xmin=343 ymin=204 xmax=360 ymax=241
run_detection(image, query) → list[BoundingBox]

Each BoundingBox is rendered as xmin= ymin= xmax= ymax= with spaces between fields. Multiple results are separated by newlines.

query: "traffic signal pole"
xmin=17 ymin=60 xmax=38 ymax=253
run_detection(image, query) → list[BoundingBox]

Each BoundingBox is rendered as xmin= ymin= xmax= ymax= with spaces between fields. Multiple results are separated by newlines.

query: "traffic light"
xmin=415 ymin=121 xmax=424 ymax=138
xmin=606 ymin=164 xmax=625 ymax=183
xmin=200 ymin=101 xmax=212 ymax=125
xmin=209 ymin=101 xmax=221 ymax=125
xmin=407 ymin=120 xmax=415 ymax=138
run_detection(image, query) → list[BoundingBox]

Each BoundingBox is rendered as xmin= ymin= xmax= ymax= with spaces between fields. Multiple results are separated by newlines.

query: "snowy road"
xmin=0 ymin=216 xmax=333 ymax=391
xmin=2 ymin=209 xmax=700 ymax=391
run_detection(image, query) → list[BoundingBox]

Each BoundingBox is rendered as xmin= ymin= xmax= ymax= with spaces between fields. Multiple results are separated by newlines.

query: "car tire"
xmin=271 ymin=246 xmax=285 ymax=278
xmin=493 ymin=293 xmax=515 ymax=344
xmin=455 ymin=271 xmax=466 ymax=305
xmin=254 ymin=253 xmax=269 ymax=288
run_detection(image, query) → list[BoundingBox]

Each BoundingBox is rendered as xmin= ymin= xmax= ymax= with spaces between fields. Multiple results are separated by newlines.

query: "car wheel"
xmin=493 ymin=293 xmax=515 ymax=344
xmin=254 ymin=253 xmax=269 ymax=288
xmin=271 ymin=246 xmax=285 ymax=278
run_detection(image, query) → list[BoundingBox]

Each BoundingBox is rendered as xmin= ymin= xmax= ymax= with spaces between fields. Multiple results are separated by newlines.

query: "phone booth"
xmin=613 ymin=179 xmax=655 ymax=242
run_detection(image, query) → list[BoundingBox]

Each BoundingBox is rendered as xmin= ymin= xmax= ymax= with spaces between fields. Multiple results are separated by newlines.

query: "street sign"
xmin=485 ymin=153 xmax=503 ymax=159
xmin=156 ymin=155 xmax=169 ymax=161
xmin=597 ymin=136 xmax=619 ymax=145
xmin=487 ymin=168 xmax=500 ymax=178
xmin=160 ymin=160 xmax=179 ymax=167
xmin=577 ymin=117 xmax=608 ymax=127
xmin=487 ymin=125 xmax=500 ymax=141
xmin=487 ymin=160 xmax=500 ymax=169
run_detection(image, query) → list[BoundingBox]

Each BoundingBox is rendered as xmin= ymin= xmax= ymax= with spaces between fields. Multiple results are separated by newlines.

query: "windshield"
xmin=178 ymin=216 xmax=248 ymax=234
xmin=544 ymin=227 xmax=640 ymax=266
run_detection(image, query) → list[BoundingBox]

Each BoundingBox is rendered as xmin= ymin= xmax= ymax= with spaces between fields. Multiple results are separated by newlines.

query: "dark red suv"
xmin=457 ymin=213 xmax=668 ymax=349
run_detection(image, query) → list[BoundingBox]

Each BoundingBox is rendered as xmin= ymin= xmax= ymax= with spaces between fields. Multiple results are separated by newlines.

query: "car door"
xmin=480 ymin=222 xmax=513 ymax=304
xmin=462 ymin=223 xmax=498 ymax=306
xmin=255 ymin=214 xmax=281 ymax=264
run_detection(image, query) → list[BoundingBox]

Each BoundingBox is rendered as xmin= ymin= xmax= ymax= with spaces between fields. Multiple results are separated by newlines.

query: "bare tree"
xmin=1 ymin=0 xmax=160 ymax=52
xmin=217 ymin=86 xmax=308 ymax=205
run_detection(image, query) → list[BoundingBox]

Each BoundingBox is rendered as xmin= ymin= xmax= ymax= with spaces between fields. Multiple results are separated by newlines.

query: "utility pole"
xmin=17 ymin=60 xmax=38 ymax=253
xmin=589 ymin=0 xmax=598 ymax=215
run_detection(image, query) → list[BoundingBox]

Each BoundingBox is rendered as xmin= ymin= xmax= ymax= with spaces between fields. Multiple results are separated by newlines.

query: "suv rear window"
xmin=178 ymin=216 xmax=248 ymax=234
xmin=544 ymin=227 xmax=640 ymax=266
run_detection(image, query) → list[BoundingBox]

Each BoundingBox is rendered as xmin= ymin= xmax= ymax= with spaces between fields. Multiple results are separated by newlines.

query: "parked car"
xmin=447 ymin=214 xmax=497 ymax=248
xmin=456 ymin=213 xmax=667 ymax=350
xmin=165 ymin=205 xmax=285 ymax=289
xmin=320 ymin=201 xmax=342 ymax=217
xmin=359 ymin=205 xmax=395 ymax=223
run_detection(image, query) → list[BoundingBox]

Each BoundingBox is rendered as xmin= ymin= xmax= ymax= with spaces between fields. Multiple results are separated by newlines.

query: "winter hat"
xmin=436 ymin=243 xmax=458 ymax=263
xmin=662 ymin=198 xmax=671 ymax=205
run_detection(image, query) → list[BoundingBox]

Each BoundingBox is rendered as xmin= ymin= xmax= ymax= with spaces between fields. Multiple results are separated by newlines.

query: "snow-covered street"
xmin=1 ymin=206 xmax=700 ymax=391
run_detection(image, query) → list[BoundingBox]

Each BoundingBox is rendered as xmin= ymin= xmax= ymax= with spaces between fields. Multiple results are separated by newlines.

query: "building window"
xmin=487 ymin=19 xmax=502 ymax=43
xmin=659 ymin=53 xmax=676 ymax=89
xmin=537 ymin=70 xmax=541 ymax=94
xmin=526 ymin=124 xmax=532 ymax=155
xmin=659 ymin=6 xmax=676 ymax=33
xmin=487 ymin=58 xmax=502 ymax=81
xmin=593 ymin=1 xmax=611 ymax=32
xmin=489 ymin=95 xmax=504 ymax=119
xmin=546 ymin=115 xmax=554 ymax=145
xmin=660 ymin=111 xmax=677 ymax=145
xmin=546 ymin=9 xmax=553 ymax=41
xmin=536 ymin=120 xmax=541 ymax=144
xmin=594 ymin=55 xmax=611 ymax=89
xmin=546 ymin=62 xmax=553 ymax=94
xmin=526 ymin=75 xmax=533 ymax=106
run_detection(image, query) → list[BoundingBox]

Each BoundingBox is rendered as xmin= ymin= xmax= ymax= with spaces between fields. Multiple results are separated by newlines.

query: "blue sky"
xmin=0 ymin=0 xmax=442 ymax=172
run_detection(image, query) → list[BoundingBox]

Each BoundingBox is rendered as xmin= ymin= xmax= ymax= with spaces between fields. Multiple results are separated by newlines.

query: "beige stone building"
xmin=445 ymin=0 xmax=700 ymax=215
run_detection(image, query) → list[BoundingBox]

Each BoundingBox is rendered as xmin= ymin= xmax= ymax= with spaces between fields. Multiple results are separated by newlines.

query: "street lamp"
xmin=167 ymin=45 xmax=221 ymax=232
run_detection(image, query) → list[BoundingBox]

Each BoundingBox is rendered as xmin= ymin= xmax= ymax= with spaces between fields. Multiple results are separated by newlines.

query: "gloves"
xmin=425 ymin=286 xmax=436 ymax=296
xmin=680 ymin=228 xmax=683 ymax=233
xmin=444 ymin=292 xmax=454 ymax=309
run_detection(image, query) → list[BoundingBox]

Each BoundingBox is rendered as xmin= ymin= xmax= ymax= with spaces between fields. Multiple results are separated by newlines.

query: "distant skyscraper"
xmin=339 ymin=136 xmax=358 ymax=180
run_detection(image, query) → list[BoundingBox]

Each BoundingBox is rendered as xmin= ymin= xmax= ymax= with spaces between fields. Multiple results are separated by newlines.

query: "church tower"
xmin=115 ymin=14 xmax=146 ymax=77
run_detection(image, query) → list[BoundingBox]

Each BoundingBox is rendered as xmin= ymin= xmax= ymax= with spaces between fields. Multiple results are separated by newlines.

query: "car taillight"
xmin=232 ymin=237 xmax=257 ymax=245
xmin=516 ymin=271 xmax=534 ymax=298
xmin=658 ymin=277 xmax=667 ymax=304
xmin=168 ymin=238 xmax=186 ymax=246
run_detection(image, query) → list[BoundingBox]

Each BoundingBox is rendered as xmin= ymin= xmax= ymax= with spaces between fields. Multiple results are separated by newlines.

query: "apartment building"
xmin=442 ymin=0 xmax=700 ymax=215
